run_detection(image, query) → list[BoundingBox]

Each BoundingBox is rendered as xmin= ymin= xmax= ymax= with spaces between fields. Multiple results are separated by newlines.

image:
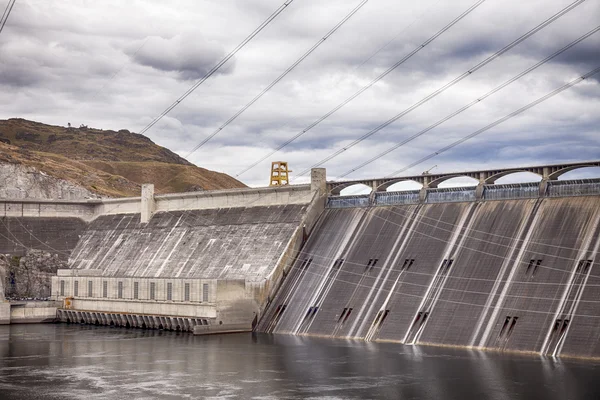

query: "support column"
xmin=141 ymin=184 xmax=155 ymax=224
xmin=310 ymin=168 xmax=327 ymax=195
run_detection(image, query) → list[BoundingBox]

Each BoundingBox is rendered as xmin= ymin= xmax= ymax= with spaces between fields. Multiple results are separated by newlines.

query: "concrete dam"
xmin=2 ymin=161 xmax=600 ymax=359
xmin=257 ymin=165 xmax=600 ymax=359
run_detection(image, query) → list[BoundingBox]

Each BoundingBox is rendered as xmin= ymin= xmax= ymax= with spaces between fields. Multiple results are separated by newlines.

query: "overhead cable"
xmin=0 ymin=0 xmax=16 ymax=36
xmin=336 ymin=25 xmax=600 ymax=178
xmin=184 ymin=0 xmax=369 ymax=158
xmin=235 ymin=0 xmax=488 ymax=177
xmin=388 ymin=66 xmax=600 ymax=177
xmin=293 ymin=0 xmax=587 ymax=177
xmin=138 ymin=0 xmax=295 ymax=135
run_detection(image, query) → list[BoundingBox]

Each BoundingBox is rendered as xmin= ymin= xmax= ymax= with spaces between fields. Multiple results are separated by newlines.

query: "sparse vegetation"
xmin=0 ymin=118 xmax=246 ymax=197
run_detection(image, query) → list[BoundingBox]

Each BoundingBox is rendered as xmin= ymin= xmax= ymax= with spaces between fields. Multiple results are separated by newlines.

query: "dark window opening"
xmin=364 ymin=258 xmax=379 ymax=274
xmin=526 ymin=259 xmax=542 ymax=277
xmin=60 ymin=280 xmax=65 ymax=296
xmin=88 ymin=281 xmax=93 ymax=297
xmin=74 ymin=281 xmax=79 ymax=297
xmin=577 ymin=259 xmax=593 ymax=274
xmin=333 ymin=258 xmax=345 ymax=270
xmin=378 ymin=309 xmax=390 ymax=330
xmin=498 ymin=315 xmax=519 ymax=344
xmin=167 ymin=282 xmax=173 ymax=301
xmin=533 ymin=260 xmax=542 ymax=276
xmin=133 ymin=282 xmax=139 ymax=299
xmin=150 ymin=282 xmax=156 ymax=300
xmin=102 ymin=281 xmax=107 ymax=298
xmin=203 ymin=283 xmax=209 ymax=302
xmin=184 ymin=283 xmax=190 ymax=301
xmin=439 ymin=259 xmax=454 ymax=273
xmin=338 ymin=307 xmax=354 ymax=324
xmin=117 ymin=281 xmax=123 ymax=299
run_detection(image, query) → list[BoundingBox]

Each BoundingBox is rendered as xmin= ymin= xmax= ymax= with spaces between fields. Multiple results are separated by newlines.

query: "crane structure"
xmin=269 ymin=161 xmax=291 ymax=186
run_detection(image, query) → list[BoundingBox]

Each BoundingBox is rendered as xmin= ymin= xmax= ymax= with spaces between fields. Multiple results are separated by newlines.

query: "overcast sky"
xmin=1 ymin=0 xmax=599 ymax=189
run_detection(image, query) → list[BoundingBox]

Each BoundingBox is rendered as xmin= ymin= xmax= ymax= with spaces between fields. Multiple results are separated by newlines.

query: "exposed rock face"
xmin=2 ymin=250 xmax=66 ymax=299
xmin=0 ymin=163 xmax=98 ymax=200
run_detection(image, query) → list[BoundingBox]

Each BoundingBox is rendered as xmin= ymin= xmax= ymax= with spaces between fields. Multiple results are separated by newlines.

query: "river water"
xmin=1 ymin=324 xmax=599 ymax=399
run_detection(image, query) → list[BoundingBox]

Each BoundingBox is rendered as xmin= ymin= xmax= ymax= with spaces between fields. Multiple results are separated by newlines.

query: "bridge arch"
xmin=336 ymin=183 xmax=373 ymax=196
xmin=549 ymin=164 xmax=600 ymax=180
xmin=377 ymin=178 xmax=424 ymax=192
xmin=428 ymin=174 xmax=479 ymax=188
xmin=485 ymin=170 xmax=543 ymax=184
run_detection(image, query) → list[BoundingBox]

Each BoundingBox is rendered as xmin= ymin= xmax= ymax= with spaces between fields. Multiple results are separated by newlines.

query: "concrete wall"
xmin=258 ymin=196 xmax=600 ymax=359
xmin=0 ymin=199 xmax=97 ymax=221
xmin=69 ymin=204 xmax=307 ymax=280
xmin=9 ymin=301 xmax=57 ymax=323
xmin=0 ymin=217 xmax=87 ymax=258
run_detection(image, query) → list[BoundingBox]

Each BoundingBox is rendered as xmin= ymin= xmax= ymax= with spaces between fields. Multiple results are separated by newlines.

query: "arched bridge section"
xmin=327 ymin=160 xmax=600 ymax=195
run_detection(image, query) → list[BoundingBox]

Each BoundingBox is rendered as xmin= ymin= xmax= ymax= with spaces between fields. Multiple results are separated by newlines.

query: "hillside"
xmin=0 ymin=118 xmax=245 ymax=197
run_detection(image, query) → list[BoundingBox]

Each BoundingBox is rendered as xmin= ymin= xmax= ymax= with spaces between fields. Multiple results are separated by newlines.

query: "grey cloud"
xmin=132 ymin=34 xmax=234 ymax=80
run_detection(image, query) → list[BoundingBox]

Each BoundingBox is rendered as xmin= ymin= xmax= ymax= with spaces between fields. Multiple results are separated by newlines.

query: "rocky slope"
xmin=0 ymin=118 xmax=246 ymax=198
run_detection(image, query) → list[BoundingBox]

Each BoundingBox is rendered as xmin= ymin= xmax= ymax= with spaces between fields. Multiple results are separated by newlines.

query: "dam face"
xmin=258 ymin=195 xmax=600 ymax=359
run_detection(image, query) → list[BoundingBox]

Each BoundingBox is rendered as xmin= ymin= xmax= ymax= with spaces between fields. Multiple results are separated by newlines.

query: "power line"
xmin=234 ymin=0 xmax=488 ymax=177
xmin=138 ymin=0 xmax=295 ymax=136
xmin=293 ymin=0 xmax=588 ymax=177
xmin=0 ymin=0 xmax=16 ymax=36
xmin=336 ymin=25 xmax=600 ymax=178
xmin=388 ymin=66 xmax=600 ymax=177
xmin=184 ymin=0 xmax=369 ymax=158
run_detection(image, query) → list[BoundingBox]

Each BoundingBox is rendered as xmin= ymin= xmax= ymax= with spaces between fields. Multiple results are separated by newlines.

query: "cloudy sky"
xmin=1 ymin=0 xmax=599 ymax=189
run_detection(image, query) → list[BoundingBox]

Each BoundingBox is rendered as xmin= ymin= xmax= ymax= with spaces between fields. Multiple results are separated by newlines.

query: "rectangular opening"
xmin=526 ymin=259 xmax=535 ymax=275
xmin=150 ymin=282 xmax=156 ymax=300
xmin=167 ymin=282 xmax=173 ymax=301
xmin=440 ymin=259 xmax=448 ymax=272
xmin=117 ymin=281 xmax=123 ymax=299
xmin=102 ymin=281 xmax=107 ymax=298
xmin=334 ymin=258 xmax=345 ymax=270
xmin=305 ymin=259 xmax=313 ymax=270
xmin=378 ymin=309 xmax=390 ymax=330
xmin=300 ymin=259 xmax=308 ymax=271
xmin=364 ymin=259 xmax=373 ymax=273
xmin=400 ymin=259 xmax=409 ymax=271
xmin=343 ymin=308 xmax=353 ymax=323
xmin=532 ymin=260 xmax=542 ymax=276
xmin=338 ymin=308 xmax=348 ymax=323
xmin=498 ymin=316 xmax=511 ymax=341
xmin=202 ymin=283 xmax=209 ymax=302
xmin=74 ymin=281 xmax=79 ymax=297
xmin=585 ymin=260 xmax=593 ymax=273
xmin=371 ymin=258 xmax=379 ymax=268
xmin=506 ymin=316 xmax=518 ymax=340
xmin=407 ymin=259 xmax=415 ymax=270
xmin=445 ymin=259 xmax=454 ymax=272
xmin=184 ymin=283 xmax=190 ymax=301
xmin=88 ymin=281 xmax=93 ymax=297
xmin=576 ymin=260 xmax=584 ymax=273
xmin=60 ymin=280 xmax=65 ymax=296
xmin=133 ymin=282 xmax=139 ymax=300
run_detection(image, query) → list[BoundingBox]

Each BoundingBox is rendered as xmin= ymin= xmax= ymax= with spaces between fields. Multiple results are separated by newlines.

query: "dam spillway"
xmin=258 ymin=194 xmax=600 ymax=359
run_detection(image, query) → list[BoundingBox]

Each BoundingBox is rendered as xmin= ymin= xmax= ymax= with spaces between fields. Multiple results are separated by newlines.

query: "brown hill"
xmin=0 ymin=118 xmax=245 ymax=197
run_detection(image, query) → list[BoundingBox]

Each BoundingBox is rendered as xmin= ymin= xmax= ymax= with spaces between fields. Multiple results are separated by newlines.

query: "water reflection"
xmin=1 ymin=324 xmax=599 ymax=399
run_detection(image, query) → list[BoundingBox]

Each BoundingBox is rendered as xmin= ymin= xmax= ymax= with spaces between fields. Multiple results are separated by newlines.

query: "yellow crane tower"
xmin=269 ymin=161 xmax=291 ymax=186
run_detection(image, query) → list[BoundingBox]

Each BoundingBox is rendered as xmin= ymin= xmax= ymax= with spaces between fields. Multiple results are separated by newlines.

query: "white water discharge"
xmin=154 ymin=230 xmax=188 ymax=277
xmin=412 ymin=204 xmax=480 ymax=345
xmin=468 ymin=201 xmax=537 ymax=348
xmin=540 ymin=210 xmax=600 ymax=356
xmin=290 ymin=210 xmax=367 ymax=334
xmin=138 ymin=214 xmax=184 ymax=277
xmin=403 ymin=203 xmax=476 ymax=344
xmin=351 ymin=206 xmax=423 ymax=339
xmin=477 ymin=205 xmax=545 ymax=348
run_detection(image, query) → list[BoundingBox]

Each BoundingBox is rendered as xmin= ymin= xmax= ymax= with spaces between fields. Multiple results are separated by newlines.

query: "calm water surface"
xmin=1 ymin=324 xmax=599 ymax=399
